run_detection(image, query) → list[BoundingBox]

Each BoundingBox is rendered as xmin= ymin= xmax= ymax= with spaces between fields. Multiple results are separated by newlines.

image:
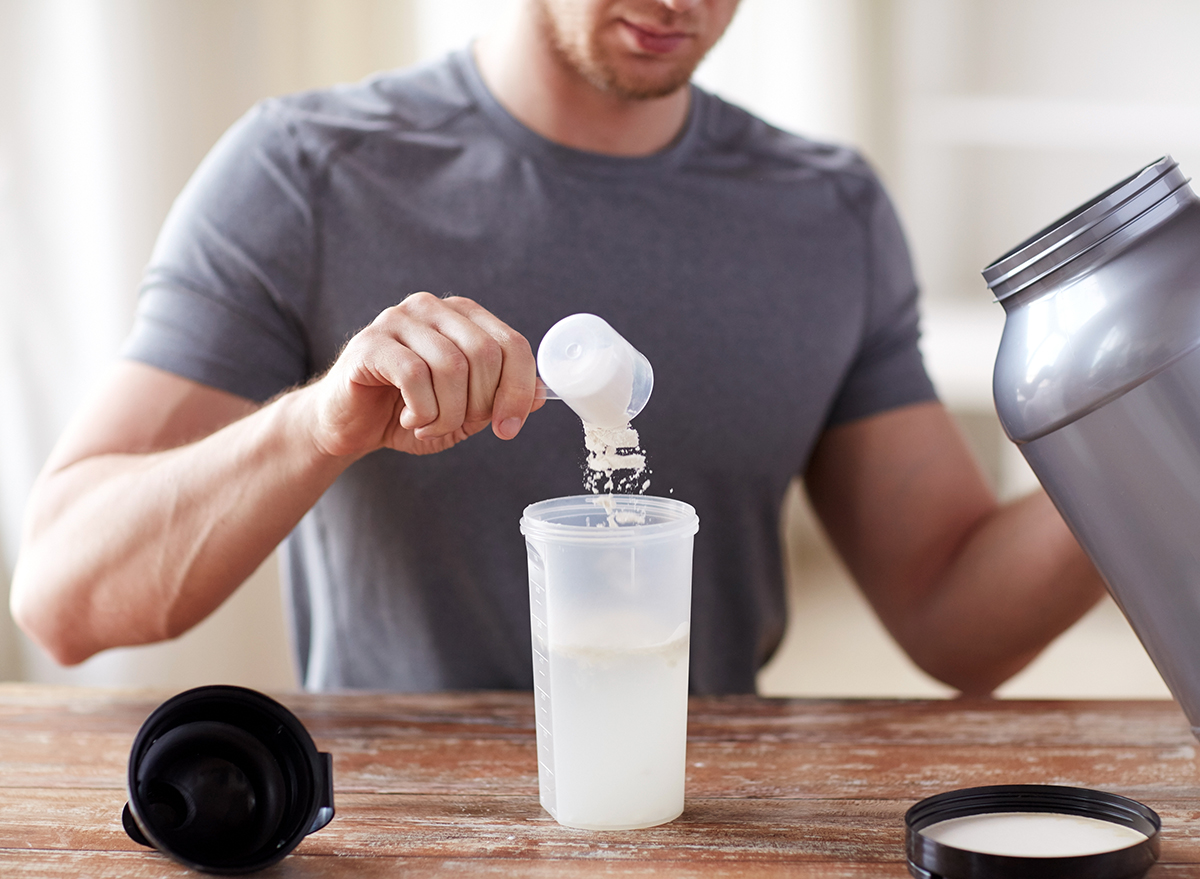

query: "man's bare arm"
xmin=11 ymin=363 xmax=343 ymax=664
xmin=10 ymin=293 xmax=540 ymax=665
xmin=805 ymin=400 xmax=1105 ymax=695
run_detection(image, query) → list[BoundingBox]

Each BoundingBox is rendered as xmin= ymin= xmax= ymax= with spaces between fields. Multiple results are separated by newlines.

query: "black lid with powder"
xmin=905 ymin=784 xmax=1161 ymax=879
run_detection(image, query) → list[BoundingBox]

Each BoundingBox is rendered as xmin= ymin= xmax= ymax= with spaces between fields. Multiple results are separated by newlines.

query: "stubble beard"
xmin=536 ymin=1 xmax=702 ymax=101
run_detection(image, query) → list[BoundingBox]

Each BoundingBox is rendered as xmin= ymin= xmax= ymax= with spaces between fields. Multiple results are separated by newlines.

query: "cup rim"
xmin=520 ymin=494 xmax=698 ymax=542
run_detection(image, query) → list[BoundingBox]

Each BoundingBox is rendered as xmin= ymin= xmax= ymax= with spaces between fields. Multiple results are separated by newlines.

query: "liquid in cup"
xmin=520 ymin=495 xmax=699 ymax=830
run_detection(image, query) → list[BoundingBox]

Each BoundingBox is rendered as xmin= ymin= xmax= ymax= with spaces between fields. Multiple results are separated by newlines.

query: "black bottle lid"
xmin=906 ymin=784 xmax=1160 ymax=879
xmin=123 ymin=685 xmax=335 ymax=874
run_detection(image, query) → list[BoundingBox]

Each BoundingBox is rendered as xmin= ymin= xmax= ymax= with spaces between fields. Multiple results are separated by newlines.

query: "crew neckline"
xmin=449 ymin=46 xmax=705 ymax=176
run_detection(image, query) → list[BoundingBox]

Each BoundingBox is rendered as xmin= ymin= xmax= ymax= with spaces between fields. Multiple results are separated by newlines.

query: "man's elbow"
xmin=8 ymin=562 xmax=98 ymax=667
xmin=910 ymin=645 xmax=1034 ymax=698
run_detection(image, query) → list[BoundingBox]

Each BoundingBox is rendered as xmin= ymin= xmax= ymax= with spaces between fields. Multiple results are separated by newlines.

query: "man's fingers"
xmin=345 ymin=327 xmax=441 ymax=430
xmin=441 ymin=297 xmax=538 ymax=440
xmin=389 ymin=325 xmax=471 ymax=437
xmin=427 ymin=298 xmax=508 ymax=426
xmin=361 ymin=293 xmax=536 ymax=441
xmin=316 ymin=292 xmax=541 ymax=457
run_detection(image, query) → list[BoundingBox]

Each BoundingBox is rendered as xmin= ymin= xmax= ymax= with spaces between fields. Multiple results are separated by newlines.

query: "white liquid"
xmin=921 ymin=812 xmax=1149 ymax=857
xmin=542 ymin=625 xmax=689 ymax=830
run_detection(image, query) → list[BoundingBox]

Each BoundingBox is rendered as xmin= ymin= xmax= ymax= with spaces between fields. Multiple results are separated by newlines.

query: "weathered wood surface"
xmin=1 ymin=684 xmax=1199 ymax=876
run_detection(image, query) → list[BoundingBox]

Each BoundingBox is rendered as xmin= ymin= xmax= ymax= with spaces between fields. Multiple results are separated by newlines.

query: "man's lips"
xmin=620 ymin=19 xmax=692 ymax=55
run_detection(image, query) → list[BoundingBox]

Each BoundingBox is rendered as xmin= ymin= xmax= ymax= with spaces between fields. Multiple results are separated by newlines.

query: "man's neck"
xmin=474 ymin=9 xmax=691 ymax=157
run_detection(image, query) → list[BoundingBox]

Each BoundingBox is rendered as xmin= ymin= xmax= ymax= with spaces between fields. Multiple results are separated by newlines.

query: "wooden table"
xmin=3 ymin=684 xmax=1200 ymax=876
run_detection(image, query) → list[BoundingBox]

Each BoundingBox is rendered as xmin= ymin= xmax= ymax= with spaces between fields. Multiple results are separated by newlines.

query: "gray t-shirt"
xmin=122 ymin=49 xmax=936 ymax=693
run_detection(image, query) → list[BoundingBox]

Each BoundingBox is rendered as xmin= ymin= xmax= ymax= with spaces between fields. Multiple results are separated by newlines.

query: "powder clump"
xmin=583 ymin=422 xmax=649 ymax=495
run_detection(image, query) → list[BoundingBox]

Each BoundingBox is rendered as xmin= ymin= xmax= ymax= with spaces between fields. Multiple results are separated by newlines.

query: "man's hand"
xmin=304 ymin=293 xmax=543 ymax=459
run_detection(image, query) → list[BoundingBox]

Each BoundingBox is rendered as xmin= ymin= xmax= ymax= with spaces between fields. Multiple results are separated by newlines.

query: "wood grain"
xmin=1 ymin=685 xmax=1197 ymax=876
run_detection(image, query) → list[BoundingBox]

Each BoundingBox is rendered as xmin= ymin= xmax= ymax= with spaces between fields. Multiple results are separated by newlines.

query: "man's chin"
xmin=593 ymin=61 xmax=696 ymax=101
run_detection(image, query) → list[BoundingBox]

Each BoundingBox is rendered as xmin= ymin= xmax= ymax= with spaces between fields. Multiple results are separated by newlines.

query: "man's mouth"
xmin=620 ymin=19 xmax=692 ymax=55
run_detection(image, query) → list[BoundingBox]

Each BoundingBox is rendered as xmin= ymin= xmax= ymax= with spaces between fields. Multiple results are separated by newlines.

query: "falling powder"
xmin=594 ymin=492 xmax=647 ymax=527
xmin=583 ymin=422 xmax=650 ymax=496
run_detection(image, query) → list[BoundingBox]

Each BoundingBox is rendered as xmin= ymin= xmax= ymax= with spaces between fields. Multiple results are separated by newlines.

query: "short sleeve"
xmin=120 ymin=100 xmax=317 ymax=402
xmin=824 ymin=177 xmax=937 ymax=426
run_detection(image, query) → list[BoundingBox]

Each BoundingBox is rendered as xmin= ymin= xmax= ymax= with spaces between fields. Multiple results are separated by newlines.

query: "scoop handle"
xmin=535 ymin=379 xmax=561 ymax=401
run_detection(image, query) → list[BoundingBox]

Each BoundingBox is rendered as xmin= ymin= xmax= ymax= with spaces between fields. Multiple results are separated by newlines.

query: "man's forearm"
xmin=806 ymin=403 xmax=1108 ymax=697
xmin=898 ymin=490 xmax=1106 ymax=695
xmin=10 ymin=386 xmax=351 ymax=664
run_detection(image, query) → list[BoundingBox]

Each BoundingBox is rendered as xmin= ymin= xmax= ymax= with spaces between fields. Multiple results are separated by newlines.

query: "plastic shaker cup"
xmin=520 ymin=494 xmax=699 ymax=830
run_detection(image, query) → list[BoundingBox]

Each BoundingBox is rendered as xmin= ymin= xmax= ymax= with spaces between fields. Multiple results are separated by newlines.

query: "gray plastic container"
xmin=984 ymin=155 xmax=1200 ymax=736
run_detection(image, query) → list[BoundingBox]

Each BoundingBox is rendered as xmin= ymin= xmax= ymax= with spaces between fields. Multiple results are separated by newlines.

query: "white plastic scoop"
xmin=535 ymin=313 xmax=653 ymax=428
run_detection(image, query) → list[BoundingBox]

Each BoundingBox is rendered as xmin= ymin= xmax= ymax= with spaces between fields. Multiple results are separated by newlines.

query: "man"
xmin=9 ymin=0 xmax=1104 ymax=693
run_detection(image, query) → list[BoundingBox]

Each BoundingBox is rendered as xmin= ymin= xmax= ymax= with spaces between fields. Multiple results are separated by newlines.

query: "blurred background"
xmin=0 ymin=0 xmax=1192 ymax=697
